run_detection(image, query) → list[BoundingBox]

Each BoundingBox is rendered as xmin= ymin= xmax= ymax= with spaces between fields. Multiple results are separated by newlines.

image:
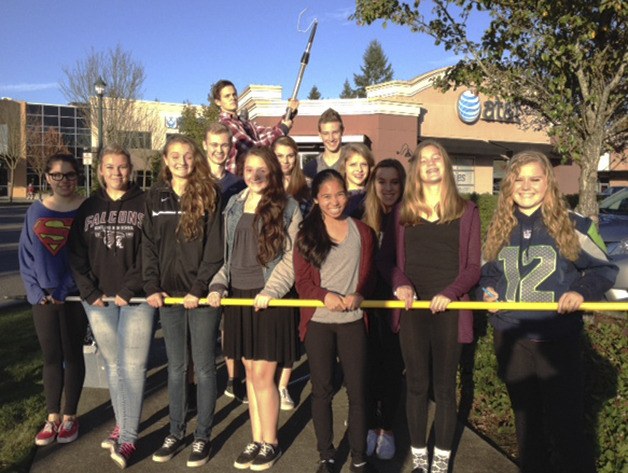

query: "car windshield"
xmin=599 ymin=189 xmax=628 ymax=215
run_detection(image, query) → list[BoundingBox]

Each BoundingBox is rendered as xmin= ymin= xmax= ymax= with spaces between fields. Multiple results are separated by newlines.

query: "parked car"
xmin=598 ymin=188 xmax=628 ymax=301
xmin=598 ymin=186 xmax=627 ymax=200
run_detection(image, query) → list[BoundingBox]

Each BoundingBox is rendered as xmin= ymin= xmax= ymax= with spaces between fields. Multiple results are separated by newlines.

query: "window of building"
xmin=27 ymin=104 xmax=42 ymax=115
xmin=452 ymin=157 xmax=475 ymax=194
xmin=118 ymin=131 xmax=152 ymax=149
xmin=43 ymin=116 xmax=59 ymax=127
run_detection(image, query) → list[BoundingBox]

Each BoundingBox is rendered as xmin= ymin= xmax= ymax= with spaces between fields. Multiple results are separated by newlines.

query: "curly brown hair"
xmin=484 ymin=150 xmax=580 ymax=262
xmin=400 ymin=140 xmax=465 ymax=226
xmin=245 ymin=146 xmax=289 ymax=266
xmin=160 ymin=134 xmax=219 ymax=241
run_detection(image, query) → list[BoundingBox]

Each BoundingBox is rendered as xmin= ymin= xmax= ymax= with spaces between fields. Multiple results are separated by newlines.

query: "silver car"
xmin=598 ymin=188 xmax=628 ymax=301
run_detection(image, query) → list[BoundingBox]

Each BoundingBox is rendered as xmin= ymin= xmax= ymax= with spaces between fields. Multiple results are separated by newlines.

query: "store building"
xmin=1 ymin=68 xmax=624 ymax=197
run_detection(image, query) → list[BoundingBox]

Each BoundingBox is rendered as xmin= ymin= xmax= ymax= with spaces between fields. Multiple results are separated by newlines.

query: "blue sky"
xmin=0 ymin=0 xmax=486 ymax=106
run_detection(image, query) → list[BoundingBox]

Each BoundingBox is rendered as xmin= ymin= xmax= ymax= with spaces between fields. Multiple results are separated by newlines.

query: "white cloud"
xmin=0 ymin=82 xmax=58 ymax=92
xmin=323 ymin=7 xmax=354 ymax=26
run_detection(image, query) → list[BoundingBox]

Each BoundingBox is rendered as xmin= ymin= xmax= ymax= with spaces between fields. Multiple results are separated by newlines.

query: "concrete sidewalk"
xmin=30 ymin=332 xmax=518 ymax=473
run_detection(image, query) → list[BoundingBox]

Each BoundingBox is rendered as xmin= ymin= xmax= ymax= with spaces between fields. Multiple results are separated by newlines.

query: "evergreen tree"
xmin=307 ymin=85 xmax=322 ymax=100
xmin=339 ymin=79 xmax=357 ymax=99
xmin=178 ymin=102 xmax=219 ymax=146
xmin=352 ymin=39 xmax=394 ymax=97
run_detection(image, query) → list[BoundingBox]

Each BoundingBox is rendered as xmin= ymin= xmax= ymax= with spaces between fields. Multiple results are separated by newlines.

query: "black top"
xmin=69 ymin=184 xmax=146 ymax=304
xmin=404 ymin=218 xmax=460 ymax=299
xmin=141 ymin=182 xmax=223 ymax=298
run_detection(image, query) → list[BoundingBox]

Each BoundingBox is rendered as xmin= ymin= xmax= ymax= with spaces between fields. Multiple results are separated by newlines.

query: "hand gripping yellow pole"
xmin=161 ymin=297 xmax=628 ymax=312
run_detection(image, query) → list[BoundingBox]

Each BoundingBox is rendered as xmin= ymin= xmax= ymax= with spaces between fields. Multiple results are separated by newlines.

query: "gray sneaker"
xmin=279 ymin=387 xmax=295 ymax=410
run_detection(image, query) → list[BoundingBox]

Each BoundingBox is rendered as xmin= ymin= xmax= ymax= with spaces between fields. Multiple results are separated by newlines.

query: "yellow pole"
xmin=162 ymin=297 xmax=628 ymax=312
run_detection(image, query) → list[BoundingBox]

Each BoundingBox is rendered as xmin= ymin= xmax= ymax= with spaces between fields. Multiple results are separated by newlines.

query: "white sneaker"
xmin=375 ymin=431 xmax=395 ymax=460
xmin=279 ymin=387 xmax=295 ymax=411
xmin=366 ymin=429 xmax=378 ymax=456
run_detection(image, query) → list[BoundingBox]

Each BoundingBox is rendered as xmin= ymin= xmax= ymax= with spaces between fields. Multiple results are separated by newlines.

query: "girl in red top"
xmin=294 ymin=169 xmax=377 ymax=473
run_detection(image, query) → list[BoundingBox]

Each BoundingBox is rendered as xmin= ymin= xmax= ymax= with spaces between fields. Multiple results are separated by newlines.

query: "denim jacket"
xmin=209 ymin=188 xmax=302 ymax=299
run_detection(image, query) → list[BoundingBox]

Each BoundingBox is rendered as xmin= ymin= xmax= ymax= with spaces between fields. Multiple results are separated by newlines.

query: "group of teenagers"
xmin=19 ymin=79 xmax=617 ymax=473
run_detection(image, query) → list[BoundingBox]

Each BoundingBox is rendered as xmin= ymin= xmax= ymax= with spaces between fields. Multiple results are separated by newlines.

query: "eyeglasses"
xmin=47 ymin=172 xmax=79 ymax=181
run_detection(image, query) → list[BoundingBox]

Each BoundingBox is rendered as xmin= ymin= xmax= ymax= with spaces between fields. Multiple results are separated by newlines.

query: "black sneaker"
xmin=234 ymin=442 xmax=261 ymax=469
xmin=316 ymin=459 xmax=336 ymax=473
xmin=224 ymin=379 xmax=235 ymax=398
xmin=152 ymin=435 xmax=183 ymax=462
xmin=234 ymin=379 xmax=249 ymax=404
xmin=250 ymin=442 xmax=282 ymax=471
xmin=187 ymin=439 xmax=210 ymax=467
xmin=350 ymin=461 xmax=379 ymax=473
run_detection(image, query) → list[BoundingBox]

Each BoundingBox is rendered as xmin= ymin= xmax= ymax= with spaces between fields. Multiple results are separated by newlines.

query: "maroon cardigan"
xmin=376 ymin=200 xmax=481 ymax=343
xmin=294 ymin=218 xmax=377 ymax=341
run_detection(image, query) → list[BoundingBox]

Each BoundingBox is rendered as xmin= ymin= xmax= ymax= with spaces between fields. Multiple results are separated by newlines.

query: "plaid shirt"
xmin=219 ymin=111 xmax=288 ymax=174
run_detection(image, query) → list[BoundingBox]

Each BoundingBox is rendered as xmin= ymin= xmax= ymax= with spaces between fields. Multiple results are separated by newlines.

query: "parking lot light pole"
xmin=94 ymin=77 xmax=106 ymax=156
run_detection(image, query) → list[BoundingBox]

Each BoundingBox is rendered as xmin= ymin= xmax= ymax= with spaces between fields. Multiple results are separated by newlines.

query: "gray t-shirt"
xmin=231 ymin=213 xmax=265 ymax=290
xmin=312 ymin=218 xmax=363 ymax=324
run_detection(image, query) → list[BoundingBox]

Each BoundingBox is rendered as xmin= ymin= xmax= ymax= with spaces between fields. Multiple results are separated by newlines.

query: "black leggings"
xmin=367 ymin=310 xmax=403 ymax=431
xmin=493 ymin=330 xmax=596 ymax=473
xmin=305 ymin=319 xmax=368 ymax=464
xmin=399 ymin=309 xmax=461 ymax=450
xmin=32 ymin=302 xmax=87 ymax=415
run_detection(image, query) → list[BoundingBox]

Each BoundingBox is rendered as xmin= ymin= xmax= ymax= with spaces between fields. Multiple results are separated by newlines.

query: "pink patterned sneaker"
xmin=101 ymin=425 xmax=121 ymax=450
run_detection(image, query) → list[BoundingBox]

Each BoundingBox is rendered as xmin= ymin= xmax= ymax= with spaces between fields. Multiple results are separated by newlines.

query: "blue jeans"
xmin=159 ymin=305 xmax=220 ymax=441
xmin=83 ymin=302 xmax=156 ymax=444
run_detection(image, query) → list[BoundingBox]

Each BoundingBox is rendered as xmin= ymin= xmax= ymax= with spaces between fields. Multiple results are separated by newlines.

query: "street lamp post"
xmin=94 ymin=77 xmax=106 ymax=155
xmin=92 ymin=77 xmax=106 ymax=193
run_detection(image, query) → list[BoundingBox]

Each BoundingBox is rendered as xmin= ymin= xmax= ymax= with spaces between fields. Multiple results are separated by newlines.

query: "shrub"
xmin=465 ymin=315 xmax=627 ymax=472
xmin=466 ymin=192 xmax=498 ymax=239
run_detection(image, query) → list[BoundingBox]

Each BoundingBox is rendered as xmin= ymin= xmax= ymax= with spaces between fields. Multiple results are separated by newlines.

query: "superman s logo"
xmin=34 ymin=218 xmax=74 ymax=256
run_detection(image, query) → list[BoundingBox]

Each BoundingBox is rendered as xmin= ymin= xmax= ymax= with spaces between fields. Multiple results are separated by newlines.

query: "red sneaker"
xmin=57 ymin=419 xmax=79 ymax=443
xmin=35 ymin=420 xmax=60 ymax=446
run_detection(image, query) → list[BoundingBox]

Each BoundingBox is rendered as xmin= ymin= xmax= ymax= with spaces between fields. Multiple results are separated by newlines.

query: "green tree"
xmin=307 ymin=85 xmax=322 ymax=100
xmin=352 ymin=39 xmax=394 ymax=97
xmin=340 ymin=79 xmax=357 ymax=99
xmin=353 ymin=0 xmax=627 ymax=218
xmin=177 ymin=102 xmax=220 ymax=146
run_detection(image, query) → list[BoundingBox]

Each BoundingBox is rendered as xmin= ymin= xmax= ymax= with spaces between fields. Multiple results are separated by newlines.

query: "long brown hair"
xmin=246 ymin=146 xmax=289 ymax=266
xmin=160 ymin=134 xmax=219 ymax=241
xmin=272 ymin=136 xmax=310 ymax=203
xmin=400 ymin=140 xmax=465 ymax=226
xmin=363 ymin=159 xmax=406 ymax=233
xmin=484 ymin=150 xmax=580 ymax=261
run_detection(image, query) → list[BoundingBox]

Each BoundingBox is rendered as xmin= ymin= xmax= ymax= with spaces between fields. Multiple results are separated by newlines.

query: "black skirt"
xmin=223 ymin=287 xmax=300 ymax=365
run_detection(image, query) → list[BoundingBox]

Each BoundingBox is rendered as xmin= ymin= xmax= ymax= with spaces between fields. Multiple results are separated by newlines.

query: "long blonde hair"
xmin=400 ymin=140 xmax=465 ymax=226
xmin=160 ymin=134 xmax=219 ymax=241
xmin=483 ymin=150 xmax=580 ymax=261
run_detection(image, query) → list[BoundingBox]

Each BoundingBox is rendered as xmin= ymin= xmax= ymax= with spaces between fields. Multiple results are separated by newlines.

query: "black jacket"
xmin=142 ymin=181 xmax=223 ymax=298
xmin=69 ymin=183 xmax=146 ymax=304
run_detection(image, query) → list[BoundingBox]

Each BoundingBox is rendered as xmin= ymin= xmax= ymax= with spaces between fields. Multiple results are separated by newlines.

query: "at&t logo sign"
xmin=457 ymin=90 xmax=481 ymax=124
xmin=457 ymin=90 xmax=521 ymax=125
